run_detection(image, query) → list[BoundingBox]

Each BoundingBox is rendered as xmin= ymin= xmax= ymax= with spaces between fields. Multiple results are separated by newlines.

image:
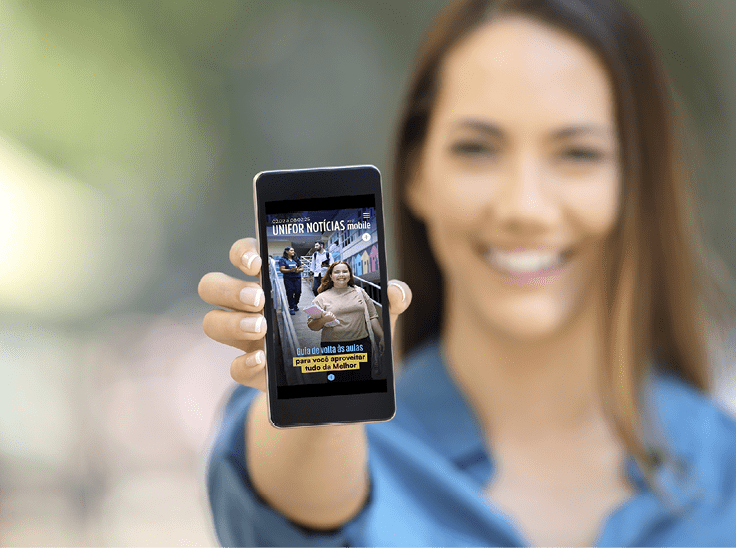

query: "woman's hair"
xmin=282 ymin=247 xmax=294 ymax=259
xmin=318 ymin=261 xmax=355 ymax=293
xmin=394 ymin=0 xmax=732 ymax=491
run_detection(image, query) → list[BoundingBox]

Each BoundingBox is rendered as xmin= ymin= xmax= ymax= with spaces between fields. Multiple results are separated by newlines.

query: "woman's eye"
xmin=559 ymin=148 xmax=604 ymax=163
xmin=449 ymin=141 xmax=498 ymax=158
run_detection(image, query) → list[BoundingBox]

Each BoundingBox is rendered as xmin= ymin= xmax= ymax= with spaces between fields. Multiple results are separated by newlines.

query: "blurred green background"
xmin=1 ymin=1 xmax=734 ymax=545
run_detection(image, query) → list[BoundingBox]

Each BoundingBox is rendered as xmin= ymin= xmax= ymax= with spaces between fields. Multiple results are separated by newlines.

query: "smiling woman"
xmin=307 ymin=261 xmax=386 ymax=382
xmin=203 ymin=0 xmax=736 ymax=545
xmin=400 ymin=15 xmax=638 ymax=544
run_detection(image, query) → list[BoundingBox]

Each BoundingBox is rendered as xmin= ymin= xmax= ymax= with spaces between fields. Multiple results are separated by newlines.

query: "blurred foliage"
xmin=2 ymin=1 xmax=222 ymax=189
xmin=0 ymin=0 xmax=243 ymax=321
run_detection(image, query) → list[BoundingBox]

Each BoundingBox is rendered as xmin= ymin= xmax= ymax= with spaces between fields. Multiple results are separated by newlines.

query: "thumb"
xmin=387 ymin=280 xmax=412 ymax=338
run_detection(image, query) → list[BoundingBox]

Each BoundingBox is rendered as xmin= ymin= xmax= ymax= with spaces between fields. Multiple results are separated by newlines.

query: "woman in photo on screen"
xmin=278 ymin=247 xmax=303 ymax=315
xmin=198 ymin=0 xmax=736 ymax=545
xmin=307 ymin=261 xmax=385 ymax=382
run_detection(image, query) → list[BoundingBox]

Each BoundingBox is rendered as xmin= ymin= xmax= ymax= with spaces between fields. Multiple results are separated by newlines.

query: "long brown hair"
xmin=394 ymin=0 xmax=731 ymax=491
xmin=317 ymin=261 xmax=356 ymax=293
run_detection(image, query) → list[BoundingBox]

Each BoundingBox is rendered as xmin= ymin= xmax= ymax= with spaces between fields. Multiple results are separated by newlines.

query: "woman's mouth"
xmin=481 ymin=245 xmax=573 ymax=283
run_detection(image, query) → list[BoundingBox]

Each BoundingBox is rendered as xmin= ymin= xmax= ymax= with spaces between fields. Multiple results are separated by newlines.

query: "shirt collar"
xmin=397 ymin=338 xmax=725 ymax=510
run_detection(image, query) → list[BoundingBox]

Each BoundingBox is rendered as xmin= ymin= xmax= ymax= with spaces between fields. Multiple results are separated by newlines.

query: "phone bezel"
xmin=253 ymin=165 xmax=396 ymax=427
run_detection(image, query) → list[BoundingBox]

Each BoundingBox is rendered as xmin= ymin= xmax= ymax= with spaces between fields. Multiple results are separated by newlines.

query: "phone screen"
xmin=263 ymin=194 xmax=388 ymax=400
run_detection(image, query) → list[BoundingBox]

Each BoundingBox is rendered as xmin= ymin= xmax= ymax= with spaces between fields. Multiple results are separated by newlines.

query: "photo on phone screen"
xmin=263 ymin=194 xmax=388 ymax=400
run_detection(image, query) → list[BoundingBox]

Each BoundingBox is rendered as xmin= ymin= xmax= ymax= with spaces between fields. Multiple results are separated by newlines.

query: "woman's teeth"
xmin=486 ymin=248 xmax=565 ymax=274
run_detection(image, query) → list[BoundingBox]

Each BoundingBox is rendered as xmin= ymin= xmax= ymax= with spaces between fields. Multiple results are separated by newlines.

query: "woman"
xmin=307 ymin=261 xmax=385 ymax=382
xmin=199 ymin=0 xmax=736 ymax=545
xmin=277 ymin=247 xmax=303 ymax=314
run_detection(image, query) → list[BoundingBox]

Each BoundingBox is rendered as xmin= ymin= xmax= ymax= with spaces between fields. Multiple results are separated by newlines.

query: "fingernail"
xmin=246 ymin=351 xmax=265 ymax=367
xmin=240 ymin=287 xmax=263 ymax=307
xmin=389 ymin=282 xmax=406 ymax=303
xmin=240 ymin=316 xmax=264 ymax=333
xmin=242 ymin=251 xmax=258 ymax=270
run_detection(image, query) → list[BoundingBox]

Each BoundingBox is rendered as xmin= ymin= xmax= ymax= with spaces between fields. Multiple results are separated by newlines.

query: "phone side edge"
xmin=252 ymin=171 xmax=281 ymax=428
xmin=375 ymin=171 xmax=397 ymax=422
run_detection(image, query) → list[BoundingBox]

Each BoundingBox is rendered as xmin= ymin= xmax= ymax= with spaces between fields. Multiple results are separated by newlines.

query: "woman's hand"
xmin=378 ymin=337 xmax=385 ymax=355
xmin=307 ymin=310 xmax=336 ymax=331
xmin=198 ymin=238 xmax=268 ymax=391
xmin=199 ymin=238 xmax=412 ymax=391
xmin=201 ymin=239 xmax=412 ymax=531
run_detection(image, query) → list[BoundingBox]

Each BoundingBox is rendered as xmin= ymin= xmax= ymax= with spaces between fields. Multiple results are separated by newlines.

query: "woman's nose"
xmin=491 ymin=155 xmax=559 ymax=231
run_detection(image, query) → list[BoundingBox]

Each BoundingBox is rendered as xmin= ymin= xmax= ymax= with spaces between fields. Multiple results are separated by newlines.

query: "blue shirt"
xmin=207 ymin=339 xmax=736 ymax=546
xmin=278 ymin=257 xmax=301 ymax=279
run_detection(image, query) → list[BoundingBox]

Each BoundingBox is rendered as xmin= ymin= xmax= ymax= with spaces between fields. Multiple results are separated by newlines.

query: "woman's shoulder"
xmin=649 ymin=369 xmax=736 ymax=433
xmin=648 ymin=369 xmax=736 ymax=505
xmin=355 ymin=286 xmax=374 ymax=303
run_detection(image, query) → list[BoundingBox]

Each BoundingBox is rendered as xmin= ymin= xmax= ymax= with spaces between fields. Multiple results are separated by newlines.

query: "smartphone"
xmin=253 ymin=165 xmax=396 ymax=427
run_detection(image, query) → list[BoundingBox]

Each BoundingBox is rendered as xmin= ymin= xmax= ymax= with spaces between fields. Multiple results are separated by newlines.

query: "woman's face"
xmin=331 ymin=264 xmax=350 ymax=288
xmin=287 ymin=248 xmax=295 ymax=258
xmin=408 ymin=16 xmax=620 ymax=340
